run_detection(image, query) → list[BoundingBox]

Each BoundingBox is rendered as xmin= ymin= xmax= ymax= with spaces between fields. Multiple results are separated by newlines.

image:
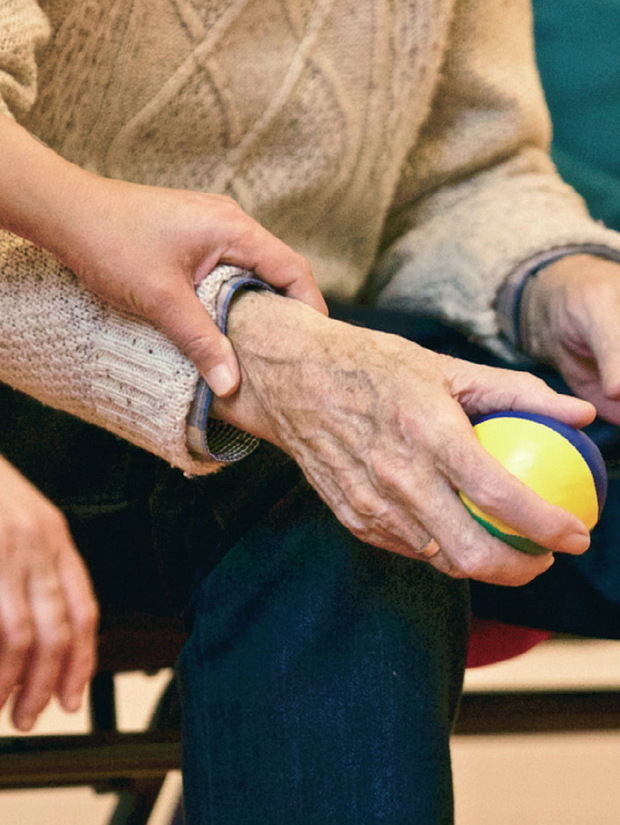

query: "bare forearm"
xmin=211 ymin=290 xmax=339 ymax=446
xmin=0 ymin=113 xmax=94 ymax=259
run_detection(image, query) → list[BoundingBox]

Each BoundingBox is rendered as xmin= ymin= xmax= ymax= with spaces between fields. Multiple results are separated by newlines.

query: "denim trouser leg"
xmin=179 ymin=483 xmax=469 ymax=825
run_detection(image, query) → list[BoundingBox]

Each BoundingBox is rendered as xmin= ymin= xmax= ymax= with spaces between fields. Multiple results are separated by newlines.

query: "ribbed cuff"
xmin=91 ymin=264 xmax=258 ymax=475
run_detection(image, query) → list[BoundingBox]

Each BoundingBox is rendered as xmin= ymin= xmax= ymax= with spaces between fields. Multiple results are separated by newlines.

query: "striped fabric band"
xmin=187 ymin=275 xmax=273 ymax=462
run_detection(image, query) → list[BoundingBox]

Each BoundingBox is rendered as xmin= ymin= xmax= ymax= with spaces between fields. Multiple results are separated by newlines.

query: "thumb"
xmin=448 ymin=359 xmax=596 ymax=429
xmin=153 ymin=285 xmax=240 ymax=397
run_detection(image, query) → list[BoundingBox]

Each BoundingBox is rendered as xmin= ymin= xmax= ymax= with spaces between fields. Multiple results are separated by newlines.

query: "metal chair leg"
xmin=105 ymin=673 xmax=181 ymax=825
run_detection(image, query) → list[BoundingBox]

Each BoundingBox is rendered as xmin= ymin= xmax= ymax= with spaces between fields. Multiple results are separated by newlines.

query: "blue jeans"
xmin=2 ymin=305 xmax=619 ymax=824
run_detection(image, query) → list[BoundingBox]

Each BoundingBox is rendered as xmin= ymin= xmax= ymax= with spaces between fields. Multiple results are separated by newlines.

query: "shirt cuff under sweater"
xmin=496 ymin=244 xmax=620 ymax=351
xmin=187 ymin=275 xmax=272 ymax=462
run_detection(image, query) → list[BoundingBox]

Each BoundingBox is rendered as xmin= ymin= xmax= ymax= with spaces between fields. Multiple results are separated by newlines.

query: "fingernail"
xmin=17 ymin=715 xmax=35 ymax=732
xmin=561 ymin=533 xmax=591 ymax=554
xmin=65 ymin=695 xmax=81 ymax=713
xmin=205 ymin=363 xmax=235 ymax=397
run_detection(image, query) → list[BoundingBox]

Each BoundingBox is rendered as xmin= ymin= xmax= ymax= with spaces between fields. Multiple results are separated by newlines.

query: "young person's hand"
xmin=0 ymin=114 xmax=327 ymax=397
xmin=212 ymin=291 xmax=595 ymax=586
xmin=0 ymin=457 xmax=98 ymax=731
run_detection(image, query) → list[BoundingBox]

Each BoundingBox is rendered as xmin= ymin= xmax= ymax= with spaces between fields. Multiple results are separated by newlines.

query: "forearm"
xmin=211 ymin=290 xmax=347 ymax=447
xmin=0 ymin=113 xmax=94 ymax=259
xmin=368 ymin=0 xmax=620 ymax=352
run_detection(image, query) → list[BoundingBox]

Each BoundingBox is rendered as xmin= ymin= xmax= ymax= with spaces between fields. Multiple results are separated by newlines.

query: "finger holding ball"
xmin=460 ymin=411 xmax=607 ymax=555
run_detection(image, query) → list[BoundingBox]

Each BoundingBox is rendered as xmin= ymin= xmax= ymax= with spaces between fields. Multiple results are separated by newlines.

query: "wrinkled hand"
xmin=0 ymin=457 xmax=98 ymax=731
xmin=213 ymin=291 xmax=595 ymax=586
xmin=521 ymin=255 xmax=620 ymax=424
xmin=50 ymin=175 xmax=327 ymax=397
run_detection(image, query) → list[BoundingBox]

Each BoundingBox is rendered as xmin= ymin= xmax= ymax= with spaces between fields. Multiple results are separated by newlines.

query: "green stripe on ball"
xmin=468 ymin=511 xmax=548 ymax=556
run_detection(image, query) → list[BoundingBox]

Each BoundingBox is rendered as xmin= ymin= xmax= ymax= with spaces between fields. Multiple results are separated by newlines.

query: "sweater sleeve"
xmin=0 ymin=5 xmax=259 ymax=476
xmin=366 ymin=0 xmax=620 ymax=355
xmin=0 ymin=228 xmax=252 ymax=475
xmin=0 ymin=0 xmax=50 ymax=119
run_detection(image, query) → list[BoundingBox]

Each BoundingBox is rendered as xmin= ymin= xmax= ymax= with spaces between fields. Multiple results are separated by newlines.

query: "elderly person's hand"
xmin=0 ymin=457 xmax=98 ymax=732
xmin=213 ymin=291 xmax=595 ymax=587
xmin=520 ymin=256 xmax=620 ymax=423
xmin=0 ymin=114 xmax=327 ymax=397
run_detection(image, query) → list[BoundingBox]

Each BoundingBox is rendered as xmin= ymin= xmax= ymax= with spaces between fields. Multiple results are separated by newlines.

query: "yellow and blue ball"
xmin=460 ymin=411 xmax=607 ymax=555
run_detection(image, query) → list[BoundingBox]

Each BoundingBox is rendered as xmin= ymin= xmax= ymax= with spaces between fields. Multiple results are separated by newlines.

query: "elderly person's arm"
xmin=363 ymin=0 xmax=620 ymax=357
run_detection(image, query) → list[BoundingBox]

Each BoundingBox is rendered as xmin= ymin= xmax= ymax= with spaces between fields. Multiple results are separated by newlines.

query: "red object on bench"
xmin=467 ymin=618 xmax=551 ymax=668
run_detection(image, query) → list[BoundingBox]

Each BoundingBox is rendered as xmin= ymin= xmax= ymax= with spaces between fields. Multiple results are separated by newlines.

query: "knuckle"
xmin=346 ymin=523 xmax=371 ymax=543
xmin=371 ymin=461 xmax=396 ymax=491
xmin=231 ymin=220 xmax=258 ymax=248
xmin=372 ymin=458 xmax=408 ymax=493
xmin=451 ymin=544 xmax=486 ymax=579
xmin=295 ymin=254 xmax=314 ymax=280
xmin=75 ymin=602 xmax=100 ymax=635
xmin=509 ymin=569 xmax=538 ymax=587
xmin=41 ymin=506 xmax=70 ymax=541
xmin=515 ymin=372 xmax=548 ymax=394
xmin=444 ymin=566 xmax=469 ymax=581
xmin=5 ymin=619 xmax=34 ymax=654
xmin=338 ymin=510 xmax=366 ymax=534
xmin=345 ymin=484 xmax=379 ymax=519
xmin=9 ymin=513 xmax=41 ymax=544
xmin=466 ymin=478 xmax=507 ymax=516
xmin=332 ymin=499 xmax=366 ymax=535
xmin=182 ymin=330 xmax=224 ymax=365
xmin=217 ymin=194 xmax=240 ymax=211
xmin=41 ymin=624 xmax=72 ymax=656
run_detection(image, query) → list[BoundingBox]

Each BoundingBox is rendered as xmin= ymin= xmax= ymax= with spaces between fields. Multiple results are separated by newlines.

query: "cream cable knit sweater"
xmin=1 ymin=0 xmax=619 ymax=474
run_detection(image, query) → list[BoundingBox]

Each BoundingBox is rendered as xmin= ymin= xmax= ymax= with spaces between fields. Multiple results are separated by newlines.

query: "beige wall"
xmin=454 ymin=639 xmax=620 ymax=825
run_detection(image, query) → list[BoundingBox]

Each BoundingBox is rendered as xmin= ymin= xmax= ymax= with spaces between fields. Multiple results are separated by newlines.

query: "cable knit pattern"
xmin=0 ymin=0 xmax=49 ymax=118
xmin=1 ymin=0 xmax=620 ymax=473
xmin=365 ymin=0 xmax=620 ymax=352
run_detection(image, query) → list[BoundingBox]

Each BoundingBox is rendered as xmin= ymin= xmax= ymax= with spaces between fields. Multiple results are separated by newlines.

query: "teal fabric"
xmin=534 ymin=0 xmax=620 ymax=229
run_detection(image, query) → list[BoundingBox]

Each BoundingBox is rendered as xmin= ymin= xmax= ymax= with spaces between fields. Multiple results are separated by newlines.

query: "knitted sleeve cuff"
xmin=93 ymin=266 xmax=267 ymax=475
xmin=0 ymin=227 xmax=262 ymax=476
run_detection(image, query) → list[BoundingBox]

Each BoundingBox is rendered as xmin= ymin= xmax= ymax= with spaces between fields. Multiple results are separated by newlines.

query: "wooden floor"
xmin=0 ymin=639 xmax=618 ymax=825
